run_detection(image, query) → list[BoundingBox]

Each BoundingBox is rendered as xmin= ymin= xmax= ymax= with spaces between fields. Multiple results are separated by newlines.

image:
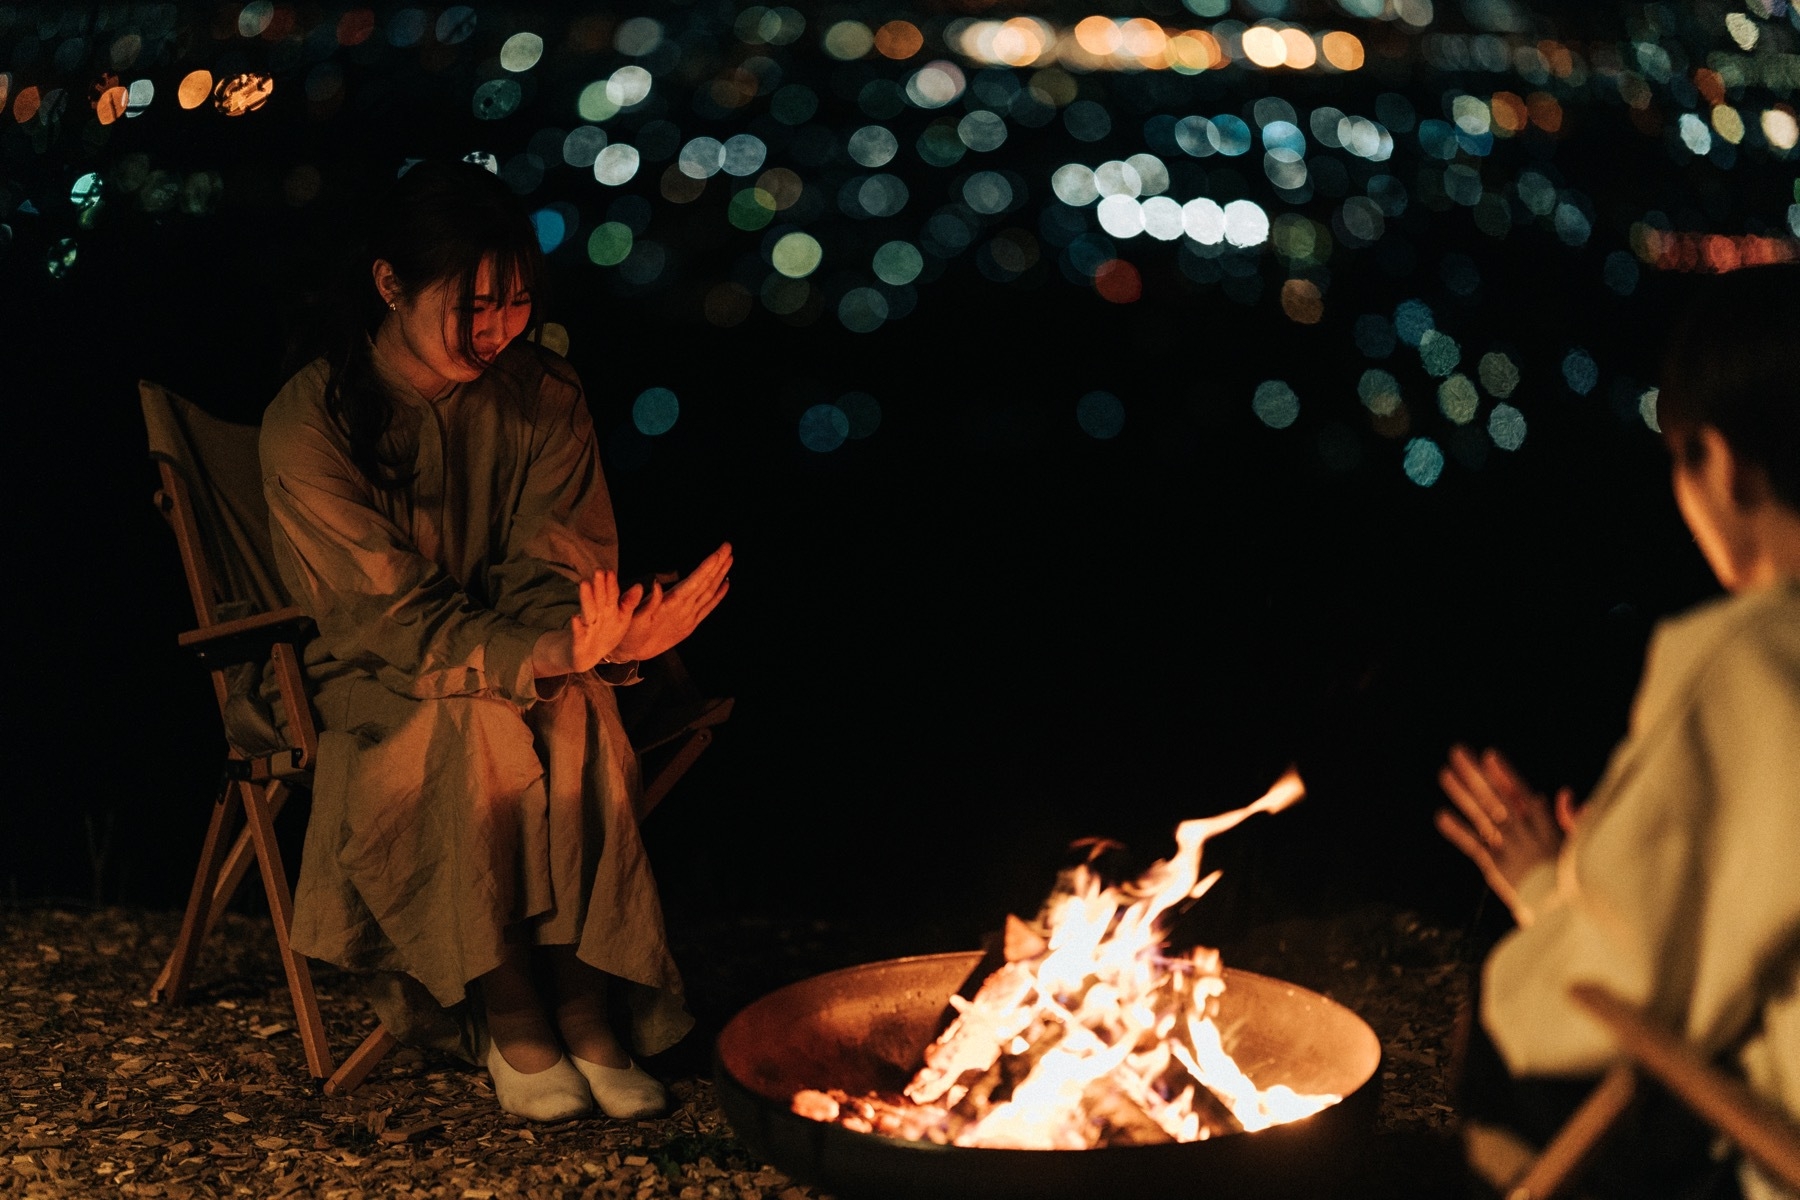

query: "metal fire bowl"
xmin=715 ymin=951 xmax=1383 ymax=1200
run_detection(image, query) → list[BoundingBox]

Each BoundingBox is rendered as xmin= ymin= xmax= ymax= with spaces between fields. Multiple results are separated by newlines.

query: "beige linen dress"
xmin=261 ymin=339 xmax=691 ymax=1059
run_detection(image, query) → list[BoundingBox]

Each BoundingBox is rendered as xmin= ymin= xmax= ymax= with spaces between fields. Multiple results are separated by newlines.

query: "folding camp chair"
xmin=141 ymin=378 xmax=732 ymax=1093
xmin=1499 ymin=983 xmax=1800 ymax=1200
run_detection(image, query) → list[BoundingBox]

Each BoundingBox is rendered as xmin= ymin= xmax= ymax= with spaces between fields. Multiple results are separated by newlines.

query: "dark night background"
xmin=1 ymin=0 xmax=1787 ymax=960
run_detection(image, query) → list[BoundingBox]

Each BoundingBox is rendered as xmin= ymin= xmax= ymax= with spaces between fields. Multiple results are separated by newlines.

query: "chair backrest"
xmin=140 ymin=379 xmax=287 ymax=625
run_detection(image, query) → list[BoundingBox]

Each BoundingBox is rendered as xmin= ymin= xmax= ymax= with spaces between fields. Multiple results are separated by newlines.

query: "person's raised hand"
xmin=610 ymin=542 xmax=733 ymax=664
xmin=1434 ymin=744 xmax=1571 ymax=925
xmin=533 ymin=569 xmax=642 ymax=678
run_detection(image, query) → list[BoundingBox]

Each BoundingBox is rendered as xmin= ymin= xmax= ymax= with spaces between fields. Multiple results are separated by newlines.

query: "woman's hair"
xmin=1657 ymin=261 xmax=1800 ymax=512
xmin=322 ymin=159 xmax=549 ymax=489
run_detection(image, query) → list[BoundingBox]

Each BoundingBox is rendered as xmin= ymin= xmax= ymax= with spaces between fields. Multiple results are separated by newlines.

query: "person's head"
xmin=367 ymin=159 xmax=545 ymax=387
xmin=1657 ymin=261 xmax=1800 ymax=590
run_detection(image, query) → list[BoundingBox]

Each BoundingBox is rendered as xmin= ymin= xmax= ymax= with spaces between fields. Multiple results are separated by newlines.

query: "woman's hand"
xmin=533 ymin=570 xmax=643 ymax=678
xmin=1434 ymin=744 xmax=1577 ymax=925
xmin=609 ymin=542 xmax=733 ymax=664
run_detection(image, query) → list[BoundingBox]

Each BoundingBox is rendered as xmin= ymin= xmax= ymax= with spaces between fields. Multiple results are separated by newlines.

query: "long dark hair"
xmin=322 ymin=159 xmax=549 ymax=490
xmin=1658 ymin=261 xmax=1800 ymax=512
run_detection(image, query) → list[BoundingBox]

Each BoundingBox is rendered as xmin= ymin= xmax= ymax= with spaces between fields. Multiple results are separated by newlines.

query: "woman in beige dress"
xmin=262 ymin=159 xmax=731 ymax=1122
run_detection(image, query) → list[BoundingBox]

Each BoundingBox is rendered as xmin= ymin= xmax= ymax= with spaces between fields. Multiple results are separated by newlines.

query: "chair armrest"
xmin=634 ymin=695 xmax=734 ymax=754
xmin=177 ymin=606 xmax=316 ymax=665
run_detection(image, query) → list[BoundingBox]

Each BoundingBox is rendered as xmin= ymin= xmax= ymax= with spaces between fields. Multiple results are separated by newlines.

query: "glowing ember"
xmin=791 ymin=769 xmax=1340 ymax=1148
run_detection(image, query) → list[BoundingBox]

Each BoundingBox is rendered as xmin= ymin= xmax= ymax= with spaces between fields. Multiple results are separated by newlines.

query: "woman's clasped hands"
xmin=1434 ymin=744 xmax=1578 ymax=926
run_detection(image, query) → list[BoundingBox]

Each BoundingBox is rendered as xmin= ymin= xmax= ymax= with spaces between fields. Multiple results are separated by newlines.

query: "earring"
xmin=386 ymin=299 xmax=398 ymax=311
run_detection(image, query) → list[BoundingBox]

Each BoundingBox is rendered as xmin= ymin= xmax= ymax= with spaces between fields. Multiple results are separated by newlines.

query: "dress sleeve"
xmin=483 ymin=359 xmax=619 ymax=634
xmin=261 ymin=379 xmax=547 ymax=705
xmin=1481 ymin=607 xmax=1800 ymax=1076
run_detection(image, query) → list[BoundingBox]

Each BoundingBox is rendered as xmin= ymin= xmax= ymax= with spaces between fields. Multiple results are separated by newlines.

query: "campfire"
xmin=713 ymin=770 xmax=1382 ymax=1199
xmin=789 ymin=770 xmax=1341 ymax=1149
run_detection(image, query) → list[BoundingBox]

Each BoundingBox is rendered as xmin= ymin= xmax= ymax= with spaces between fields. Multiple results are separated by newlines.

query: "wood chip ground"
xmin=1 ymin=901 xmax=1478 ymax=1198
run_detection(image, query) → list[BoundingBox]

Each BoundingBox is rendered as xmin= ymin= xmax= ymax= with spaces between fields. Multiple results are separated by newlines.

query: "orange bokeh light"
xmin=1281 ymin=279 xmax=1324 ymax=324
xmin=1539 ymin=40 xmax=1574 ymax=78
xmin=1320 ymin=31 xmax=1363 ymax=71
xmin=213 ymin=71 xmax=274 ymax=116
xmin=13 ymin=84 xmax=40 ymax=123
xmin=1694 ymin=68 xmax=1725 ymax=107
xmin=993 ymin=18 xmax=1047 ymax=67
xmin=1527 ymin=92 xmax=1563 ymax=133
xmin=1073 ymin=16 xmax=1121 ymax=56
xmin=1166 ymin=31 xmax=1221 ymax=71
xmin=874 ymin=20 xmax=923 ymax=59
xmin=1279 ymin=29 xmax=1316 ymax=69
xmin=177 ymin=69 xmax=212 ymax=109
xmin=95 ymin=84 xmax=128 ymax=125
xmin=1489 ymin=91 xmax=1528 ymax=133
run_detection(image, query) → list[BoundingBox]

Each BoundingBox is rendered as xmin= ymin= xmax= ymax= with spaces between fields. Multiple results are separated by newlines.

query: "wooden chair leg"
xmin=324 ymin=1024 xmax=399 ymax=1096
xmin=151 ymin=773 xmax=243 ymax=1005
xmin=1505 ymin=1063 xmax=1638 ymax=1200
xmin=240 ymin=777 xmax=334 ymax=1080
xmin=1571 ymin=983 xmax=1800 ymax=1194
xmin=198 ymin=784 xmax=290 ymax=947
xmin=637 ymin=727 xmax=713 ymax=822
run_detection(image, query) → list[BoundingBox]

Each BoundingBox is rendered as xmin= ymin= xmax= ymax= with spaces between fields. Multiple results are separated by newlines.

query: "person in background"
xmin=1435 ymin=261 xmax=1800 ymax=1200
xmin=261 ymin=159 xmax=731 ymax=1122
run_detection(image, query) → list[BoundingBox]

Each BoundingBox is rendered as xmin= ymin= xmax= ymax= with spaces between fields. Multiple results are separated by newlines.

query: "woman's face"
xmin=382 ymin=254 xmax=532 ymax=393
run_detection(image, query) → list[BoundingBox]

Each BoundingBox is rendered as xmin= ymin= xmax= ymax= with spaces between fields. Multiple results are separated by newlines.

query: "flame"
xmin=796 ymin=768 xmax=1340 ymax=1148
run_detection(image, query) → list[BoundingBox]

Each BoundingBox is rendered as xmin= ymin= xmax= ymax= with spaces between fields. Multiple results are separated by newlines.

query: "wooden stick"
xmin=1570 ymin=982 xmax=1800 ymax=1194
xmin=1505 ymin=1062 xmax=1637 ymax=1200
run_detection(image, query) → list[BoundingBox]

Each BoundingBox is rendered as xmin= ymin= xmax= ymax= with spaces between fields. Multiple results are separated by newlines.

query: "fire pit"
xmin=714 ymin=950 xmax=1382 ymax=1200
xmin=714 ymin=774 xmax=1384 ymax=1198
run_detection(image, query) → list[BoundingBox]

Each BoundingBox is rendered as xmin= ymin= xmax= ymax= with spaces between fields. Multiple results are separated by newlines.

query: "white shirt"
xmin=1483 ymin=581 xmax=1800 ymax=1200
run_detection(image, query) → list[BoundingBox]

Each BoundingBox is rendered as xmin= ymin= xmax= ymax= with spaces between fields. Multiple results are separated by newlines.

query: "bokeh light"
xmin=1253 ymin=380 xmax=1300 ymax=429
xmin=587 ymin=222 xmax=632 ymax=266
xmin=594 ymin=145 xmax=640 ymax=186
xmin=1093 ymin=259 xmax=1141 ymax=303
xmin=1478 ymin=352 xmax=1519 ymax=398
xmin=1418 ymin=330 xmax=1461 ymax=377
xmin=212 ymin=72 xmax=273 ymax=116
xmin=633 ymin=388 xmax=679 ymax=436
xmin=1488 ymin=403 xmax=1527 ymax=450
xmin=1402 ymin=437 xmax=1445 ymax=486
xmin=839 ymin=287 xmax=889 ymax=333
xmin=873 ymin=241 xmax=923 ymax=285
xmin=2 ymin=0 xmax=1789 ymax=494
xmin=1280 ymin=279 xmax=1323 ymax=324
xmin=799 ymin=403 xmax=851 ymax=452
xmin=875 ymin=21 xmax=924 ymax=60
xmin=1393 ymin=299 xmax=1434 ymax=346
xmin=771 ymin=231 xmax=823 ymax=278
xmin=825 ymin=21 xmax=875 ymax=60
xmin=1076 ymin=391 xmax=1125 ymax=439
xmin=1562 ymin=347 xmax=1599 ymax=395
xmin=500 ymin=32 xmax=544 ymax=73
xmin=1437 ymin=374 xmax=1479 ymax=424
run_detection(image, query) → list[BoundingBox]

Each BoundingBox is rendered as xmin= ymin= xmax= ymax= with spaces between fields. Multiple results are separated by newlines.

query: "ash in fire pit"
xmin=714 ymin=772 xmax=1384 ymax=1200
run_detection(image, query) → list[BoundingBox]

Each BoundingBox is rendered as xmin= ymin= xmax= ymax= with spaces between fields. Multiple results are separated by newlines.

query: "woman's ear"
xmin=1694 ymin=426 xmax=1772 ymax=511
xmin=370 ymin=259 xmax=400 ymax=309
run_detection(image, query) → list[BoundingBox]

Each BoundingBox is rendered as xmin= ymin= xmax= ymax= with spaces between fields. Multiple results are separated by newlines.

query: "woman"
xmin=262 ymin=159 xmax=731 ymax=1122
xmin=1436 ymin=261 xmax=1800 ymax=1200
